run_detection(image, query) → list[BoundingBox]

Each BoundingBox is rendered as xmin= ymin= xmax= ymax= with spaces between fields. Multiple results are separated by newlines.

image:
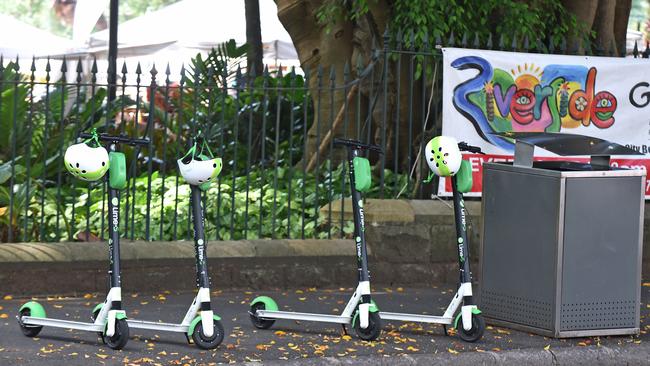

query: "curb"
xmin=239 ymin=343 xmax=650 ymax=365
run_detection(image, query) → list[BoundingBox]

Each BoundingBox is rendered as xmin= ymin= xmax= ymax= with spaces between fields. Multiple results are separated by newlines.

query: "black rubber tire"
xmin=192 ymin=319 xmax=225 ymax=350
xmin=457 ymin=314 xmax=485 ymax=343
xmin=18 ymin=309 xmax=42 ymax=338
xmin=353 ymin=311 xmax=382 ymax=341
xmin=91 ymin=307 xmax=106 ymax=344
xmin=249 ymin=302 xmax=275 ymax=330
xmin=105 ymin=319 xmax=129 ymax=350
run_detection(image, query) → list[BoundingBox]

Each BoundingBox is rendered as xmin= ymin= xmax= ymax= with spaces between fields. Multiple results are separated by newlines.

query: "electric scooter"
xmin=17 ymin=130 xmax=149 ymax=350
xmin=378 ymin=137 xmax=486 ymax=342
xmin=91 ymin=133 xmax=225 ymax=349
xmin=249 ymin=138 xmax=383 ymax=341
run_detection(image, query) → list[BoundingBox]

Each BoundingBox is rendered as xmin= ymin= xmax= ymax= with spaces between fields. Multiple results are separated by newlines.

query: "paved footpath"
xmin=0 ymin=285 xmax=648 ymax=365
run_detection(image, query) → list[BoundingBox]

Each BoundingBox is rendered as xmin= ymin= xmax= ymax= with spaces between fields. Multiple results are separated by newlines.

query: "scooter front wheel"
xmin=249 ymin=302 xmax=275 ymax=329
xmin=458 ymin=314 xmax=485 ymax=343
xmin=105 ymin=319 xmax=129 ymax=350
xmin=353 ymin=311 xmax=382 ymax=341
xmin=18 ymin=309 xmax=42 ymax=338
xmin=192 ymin=319 xmax=225 ymax=350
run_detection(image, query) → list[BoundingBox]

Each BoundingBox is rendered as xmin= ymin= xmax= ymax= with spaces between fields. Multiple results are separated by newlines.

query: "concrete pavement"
xmin=0 ymin=285 xmax=648 ymax=365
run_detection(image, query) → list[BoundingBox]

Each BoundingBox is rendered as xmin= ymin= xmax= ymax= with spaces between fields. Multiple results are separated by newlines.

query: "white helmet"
xmin=64 ymin=142 xmax=109 ymax=181
xmin=425 ymin=136 xmax=462 ymax=177
xmin=178 ymin=154 xmax=222 ymax=186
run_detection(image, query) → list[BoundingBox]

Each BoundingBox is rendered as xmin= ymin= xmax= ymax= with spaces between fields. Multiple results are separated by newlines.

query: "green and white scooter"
xmin=91 ymin=133 xmax=225 ymax=349
xmin=17 ymin=129 xmax=148 ymax=350
xmin=378 ymin=136 xmax=486 ymax=342
xmin=249 ymin=138 xmax=383 ymax=341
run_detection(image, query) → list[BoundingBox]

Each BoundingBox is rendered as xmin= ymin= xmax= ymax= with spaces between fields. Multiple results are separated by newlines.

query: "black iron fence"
xmin=1 ymin=32 xmax=648 ymax=243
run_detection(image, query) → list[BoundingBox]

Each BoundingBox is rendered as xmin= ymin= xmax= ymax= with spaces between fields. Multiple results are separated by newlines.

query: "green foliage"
xmin=10 ymin=161 xmax=405 ymax=242
xmin=317 ymin=0 xmax=590 ymax=49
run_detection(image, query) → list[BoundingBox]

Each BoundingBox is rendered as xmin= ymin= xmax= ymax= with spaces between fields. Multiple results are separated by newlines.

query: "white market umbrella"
xmin=90 ymin=0 xmax=298 ymax=60
xmin=0 ymin=14 xmax=77 ymax=60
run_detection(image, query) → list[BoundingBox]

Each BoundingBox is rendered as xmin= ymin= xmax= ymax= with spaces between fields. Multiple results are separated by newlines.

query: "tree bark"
xmin=245 ymin=0 xmax=264 ymax=76
xmin=614 ymin=0 xmax=633 ymax=55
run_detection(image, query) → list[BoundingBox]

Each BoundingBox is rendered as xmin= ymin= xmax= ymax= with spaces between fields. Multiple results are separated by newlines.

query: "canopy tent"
xmin=90 ymin=0 xmax=298 ymax=61
xmin=0 ymin=14 xmax=77 ymax=60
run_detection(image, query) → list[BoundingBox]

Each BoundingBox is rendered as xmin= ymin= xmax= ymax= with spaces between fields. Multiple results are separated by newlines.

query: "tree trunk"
xmin=245 ymin=0 xmax=264 ymax=76
xmin=614 ymin=0 xmax=633 ymax=55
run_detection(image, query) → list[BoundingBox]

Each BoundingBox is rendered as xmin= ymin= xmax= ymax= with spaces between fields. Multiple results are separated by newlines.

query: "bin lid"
xmin=494 ymin=132 xmax=642 ymax=156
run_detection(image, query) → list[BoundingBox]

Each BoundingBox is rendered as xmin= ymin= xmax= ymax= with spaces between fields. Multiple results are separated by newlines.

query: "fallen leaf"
xmin=406 ymin=346 xmax=419 ymax=352
xmin=492 ymin=347 xmax=501 ymax=352
xmin=0 ymin=314 xmax=8 ymax=319
xmin=447 ymin=348 xmax=459 ymax=354
xmin=341 ymin=335 xmax=352 ymax=341
xmin=578 ymin=342 xmax=587 ymax=346
xmin=544 ymin=345 xmax=550 ymax=351
xmin=3 ymin=295 xmax=12 ymax=300
xmin=274 ymin=331 xmax=287 ymax=336
xmin=496 ymin=329 xmax=510 ymax=334
xmin=53 ymin=305 xmax=63 ymax=309
xmin=96 ymin=353 xmax=108 ymax=359
xmin=642 ymin=282 xmax=650 ymax=287
xmin=83 ymin=294 xmax=93 ymax=299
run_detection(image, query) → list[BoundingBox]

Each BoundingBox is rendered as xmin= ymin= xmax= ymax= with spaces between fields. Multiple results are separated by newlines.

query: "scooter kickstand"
xmin=341 ymin=324 xmax=349 ymax=336
xmin=442 ymin=324 xmax=449 ymax=337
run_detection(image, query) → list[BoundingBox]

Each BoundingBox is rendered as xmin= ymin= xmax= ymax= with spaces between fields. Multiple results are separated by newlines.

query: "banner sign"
xmin=440 ymin=47 xmax=650 ymax=197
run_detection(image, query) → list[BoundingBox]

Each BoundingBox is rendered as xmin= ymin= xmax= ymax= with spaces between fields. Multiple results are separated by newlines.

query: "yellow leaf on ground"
xmin=341 ymin=335 xmax=352 ymax=341
xmin=0 ymin=314 xmax=8 ymax=319
xmin=274 ymin=331 xmax=287 ymax=336
xmin=642 ymin=282 xmax=650 ymax=287
xmin=492 ymin=347 xmax=501 ymax=352
xmin=397 ymin=287 xmax=404 ymax=292
xmin=578 ymin=342 xmax=587 ymax=346
xmin=0 ymin=306 xmax=3 ymax=310
xmin=496 ymin=329 xmax=510 ymax=334
xmin=447 ymin=348 xmax=459 ymax=354
xmin=544 ymin=345 xmax=550 ymax=351
xmin=83 ymin=294 xmax=93 ymax=299
xmin=255 ymin=344 xmax=271 ymax=351
xmin=3 ymin=295 xmax=12 ymax=300
xmin=53 ymin=305 xmax=63 ymax=309
xmin=406 ymin=346 xmax=419 ymax=352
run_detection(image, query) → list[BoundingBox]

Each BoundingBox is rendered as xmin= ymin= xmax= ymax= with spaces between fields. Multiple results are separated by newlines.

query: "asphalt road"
xmin=0 ymin=285 xmax=648 ymax=365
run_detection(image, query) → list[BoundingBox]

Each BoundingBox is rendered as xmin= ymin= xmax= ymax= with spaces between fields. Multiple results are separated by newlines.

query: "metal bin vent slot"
xmin=560 ymin=300 xmax=637 ymax=330
xmin=482 ymin=290 xmax=552 ymax=330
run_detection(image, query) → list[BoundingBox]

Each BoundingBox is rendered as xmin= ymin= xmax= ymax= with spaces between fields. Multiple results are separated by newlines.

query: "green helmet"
xmin=64 ymin=141 xmax=109 ymax=181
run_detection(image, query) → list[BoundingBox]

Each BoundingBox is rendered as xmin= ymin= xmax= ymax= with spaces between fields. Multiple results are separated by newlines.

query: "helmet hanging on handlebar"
xmin=425 ymin=136 xmax=462 ymax=177
xmin=177 ymin=132 xmax=222 ymax=189
xmin=64 ymin=129 xmax=109 ymax=182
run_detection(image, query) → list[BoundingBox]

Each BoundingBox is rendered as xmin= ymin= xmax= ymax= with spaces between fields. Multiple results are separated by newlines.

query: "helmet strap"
xmin=83 ymin=128 xmax=101 ymax=148
xmin=423 ymin=171 xmax=436 ymax=184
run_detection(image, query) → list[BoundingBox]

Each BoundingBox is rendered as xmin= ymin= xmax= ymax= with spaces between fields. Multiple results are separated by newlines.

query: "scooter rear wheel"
xmin=249 ymin=302 xmax=275 ymax=329
xmin=18 ymin=309 xmax=42 ymax=338
xmin=192 ymin=319 xmax=225 ymax=350
xmin=353 ymin=311 xmax=381 ymax=341
xmin=457 ymin=314 xmax=485 ymax=343
xmin=105 ymin=319 xmax=129 ymax=350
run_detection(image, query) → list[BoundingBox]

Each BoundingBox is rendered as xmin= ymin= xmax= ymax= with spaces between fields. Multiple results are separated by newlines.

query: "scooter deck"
xmin=379 ymin=312 xmax=453 ymax=325
xmin=20 ymin=316 xmax=104 ymax=332
xmin=256 ymin=310 xmax=352 ymax=324
xmin=127 ymin=319 xmax=189 ymax=333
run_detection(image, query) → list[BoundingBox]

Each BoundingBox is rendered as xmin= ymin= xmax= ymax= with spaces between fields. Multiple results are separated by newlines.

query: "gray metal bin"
xmin=479 ymin=132 xmax=645 ymax=338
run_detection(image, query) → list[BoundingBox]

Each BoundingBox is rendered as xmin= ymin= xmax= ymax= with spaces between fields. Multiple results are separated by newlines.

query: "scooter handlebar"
xmin=457 ymin=141 xmax=484 ymax=154
xmin=80 ymin=133 xmax=150 ymax=146
xmin=333 ymin=138 xmax=383 ymax=154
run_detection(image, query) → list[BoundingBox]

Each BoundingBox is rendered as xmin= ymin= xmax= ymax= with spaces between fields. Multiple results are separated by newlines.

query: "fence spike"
xmin=511 ymin=33 xmax=518 ymax=51
xmin=75 ymin=58 xmax=83 ymax=82
xmin=560 ymin=37 xmax=567 ymax=53
xmin=0 ymin=55 xmax=3 ymax=70
xmin=150 ymin=63 xmax=158 ymax=80
xmin=461 ymin=32 xmax=468 ymax=47
xmin=409 ymin=30 xmax=416 ymax=50
xmin=59 ymin=56 xmax=66 ymax=73
xmin=30 ymin=56 xmax=36 ymax=72
xmin=498 ymin=34 xmax=505 ymax=50
xmin=448 ymin=31 xmax=455 ymax=47
xmin=356 ymin=54 xmax=364 ymax=73
xmin=535 ymin=38 xmax=544 ymax=53
xmin=249 ymin=63 xmax=256 ymax=79
xmin=523 ymin=36 xmax=530 ymax=52
xmin=633 ymin=41 xmax=639 ymax=58
xmin=584 ymin=38 xmax=592 ymax=55
xmin=343 ymin=61 xmax=350 ymax=77
xmin=570 ymin=39 xmax=580 ymax=55
xmin=91 ymin=57 xmax=98 ymax=73
xmin=329 ymin=64 xmax=336 ymax=81
xmin=136 ymin=62 xmax=142 ymax=75
xmin=473 ymin=32 xmax=480 ymax=48
xmin=486 ymin=33 xmax=493 ymax=49
xmin=383 ymin=27 xmax=390 ymax=48
xmin=644 ymin=42 xmax=650 ymax=58
xmin=422 ymin=32 xmax=430 ymax=50
xmin=317 ymin=64 xmax=324 ymax=86
xmin=165 ymin=62 xmax=171 ymax=76
xmin=277 ymin=66 xmax=284 ymax=79
xmin=435 ymin=33 xmax=442 ymax=48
